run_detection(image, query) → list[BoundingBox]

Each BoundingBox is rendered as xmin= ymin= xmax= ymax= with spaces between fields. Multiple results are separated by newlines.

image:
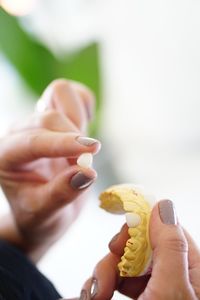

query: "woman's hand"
xmin=0 ymin=79 xmax=101 ymax=262
xmin=80 ymin=200 xmax=200 ymax=300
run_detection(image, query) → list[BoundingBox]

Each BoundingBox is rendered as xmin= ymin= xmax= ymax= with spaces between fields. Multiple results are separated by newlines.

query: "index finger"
xmin=81 ymin=224 xmax=148 ymax=300
xmin=108 ymin=224 xmax=129 ymax=256
xmin=82 ymin=252 xmax=149 ymax=300
xmin=0 ymin=131 xmax=101 ymax=169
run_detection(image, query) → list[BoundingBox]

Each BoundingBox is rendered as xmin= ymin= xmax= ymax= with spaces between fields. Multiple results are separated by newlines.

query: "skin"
xmin=0 ymin=79 xmax=200 ymax=299
xmin=0 ymin=79 xmax=101 ymax=262
xmin=82 ymin=203 xmax=200 ymax=300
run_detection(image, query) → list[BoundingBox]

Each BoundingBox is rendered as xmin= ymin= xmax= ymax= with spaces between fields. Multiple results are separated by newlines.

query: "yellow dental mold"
xmin=99 ymin=184 xmax=155 ymax=277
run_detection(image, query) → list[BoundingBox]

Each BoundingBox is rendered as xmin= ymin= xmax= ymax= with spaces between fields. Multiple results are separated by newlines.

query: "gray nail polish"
xmin=76 ymin=136 xmax=99 ymax=146
xmin=70 ymin=172 xmax=94 ymax=190
xmin=79 ymin=290 xmax=89 ymax=300
xmin=159 ymin=200 xmax=177 ymax=225
xmin=90 ymin=278 xmax=98 ymax=298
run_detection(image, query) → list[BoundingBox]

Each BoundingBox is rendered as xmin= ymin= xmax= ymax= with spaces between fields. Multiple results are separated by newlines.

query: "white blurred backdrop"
xmin=1 ymin=0 xmax=200 ymax=298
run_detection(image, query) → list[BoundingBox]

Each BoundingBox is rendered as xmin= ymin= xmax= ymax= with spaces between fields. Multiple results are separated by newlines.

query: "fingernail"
xmin=159 ymin=200 xmax=177 ymax=225
xmin=79 ymin=290 xmax=90 ymax=300
xmin=108 ymin=233 xmax=120 ymax=248
xmin=79 ymin=278 xmax=98 ymax=300
xmin=76 ymin=136 xmax=99 ymax=147
xmin=90 ymin=278 xmax=98 ymax=298
xmin=70 ymin=172 xmax=95 ymax=190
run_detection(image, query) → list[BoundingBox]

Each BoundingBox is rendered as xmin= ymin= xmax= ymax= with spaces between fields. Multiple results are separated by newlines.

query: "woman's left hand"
xmin=79 ymin=201 xmax=200 ymax=300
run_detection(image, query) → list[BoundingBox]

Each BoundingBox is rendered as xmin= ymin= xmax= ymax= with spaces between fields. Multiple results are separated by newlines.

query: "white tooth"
xmin=77 ymin=153 xmax=93 ymax=168
xmin=125 ymin=213 xmax=141 ymax=228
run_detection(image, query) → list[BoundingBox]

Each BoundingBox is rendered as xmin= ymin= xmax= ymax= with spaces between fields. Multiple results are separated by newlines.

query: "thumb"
xmin=20 ymin=165 xmax=97 ymax=216
xmin=146 ymin=200 xmax=194 ymax=298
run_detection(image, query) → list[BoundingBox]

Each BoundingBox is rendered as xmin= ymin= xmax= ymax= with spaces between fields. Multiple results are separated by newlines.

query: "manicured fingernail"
xmin=79 ymin=290 xmax=90 ymax=300
xmin=76 ymin=136 xmax=99 ymax=146
xmin=70 ymin=172 xmax=95 ymax=190
xmin=79 ymin=278 xmax=98 ymax=300
xmin=159 ymin=200 xmax=177 ymax=225
xmin=90 ymin=278 xmax=98 ymax=298
xmin=108 ymin=233 xmax=120 ymax=248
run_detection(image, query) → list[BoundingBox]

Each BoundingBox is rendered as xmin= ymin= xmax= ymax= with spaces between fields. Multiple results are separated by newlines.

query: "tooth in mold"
xmin=125 ymin=212 xmax=141 ymax=228
xmin=99 ymin=184 xmax=156 ymax=277
xmin=77 ymin=153 xmax=93 ymax=168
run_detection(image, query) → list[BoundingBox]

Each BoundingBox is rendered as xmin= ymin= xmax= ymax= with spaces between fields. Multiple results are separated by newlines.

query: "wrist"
xmin=0 ymin=213 xmax=25 ymax=251
xmin=0 ymin=213 xmax=45 ymax=263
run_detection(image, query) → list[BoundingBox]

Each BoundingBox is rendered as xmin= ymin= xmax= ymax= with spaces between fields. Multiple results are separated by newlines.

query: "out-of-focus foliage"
xmin=0 ymin=8 xmax=101 ymax=134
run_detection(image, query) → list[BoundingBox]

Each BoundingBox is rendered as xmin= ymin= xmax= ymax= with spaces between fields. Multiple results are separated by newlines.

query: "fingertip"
xmin=81 ymin=166 xmax=98 ymax=179
xmin=69 ymin=167 xmax=97 ymax=191
xmin=149 ymin=200 xmax=189 ymax=286
xmin=91 ymin=253 xmax=119 ymax=300
xmin=149 ymin=200 xmax=179 ymax=246
xmin=92 ymin=140 xmax=101 ymax=155
xmin=81 ymin=277 xmax=98 ymax=300
xmin=149 ymin=201 xmax=169 ymax=249
xmin=149 ymin=201 xmax=187 ymax=255
xmin=108 ymin=224 xmax=129 ymax=256
xmin=75 ymin=136 xmax=101 ymax=155
xmin=41 ymin=165 xmax=98 ymax=213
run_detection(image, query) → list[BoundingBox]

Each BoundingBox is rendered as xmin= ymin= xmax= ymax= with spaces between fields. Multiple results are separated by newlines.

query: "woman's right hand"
xmin=0 ymin=79 xmax=101 ymax=262
xmin=81 ymin=200 xmax=200 ymax=300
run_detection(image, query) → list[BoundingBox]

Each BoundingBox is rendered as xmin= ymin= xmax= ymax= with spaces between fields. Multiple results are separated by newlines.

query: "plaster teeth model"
xmin=99 ymin=184 xmax=156 ymax=277
xmin=77 ymin=153 xmax=93 ymax=168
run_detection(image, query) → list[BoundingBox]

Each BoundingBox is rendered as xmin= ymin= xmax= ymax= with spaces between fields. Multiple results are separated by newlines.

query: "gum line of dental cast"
xmin=100 ymin=185 xmax=153 ymax=277
xmin=76 ymin=153 xmax=144 ymax=228
xmin=76 ymin=154 xmax=151 ymax=277
xmin=119 ymin=206 xmax=150 ymax=277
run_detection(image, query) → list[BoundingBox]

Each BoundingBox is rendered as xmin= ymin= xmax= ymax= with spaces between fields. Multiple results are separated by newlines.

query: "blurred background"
xmin=0 ymin=0 xmax=200 ymax=299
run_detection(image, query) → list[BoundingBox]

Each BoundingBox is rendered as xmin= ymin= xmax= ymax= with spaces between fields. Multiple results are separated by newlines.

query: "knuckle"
xmin=50 ymin=78 xmax=72 ymax=94
xmin=73 ymin=81 xmax=95 ymax=103
xmin=163 ymin=237 xmax=188 ymax=254
xmin=25 ymin=131 xmax=40 ymax=158
xmin=50 ymin=187 xmax=71 ymax=207
xmin=80 ymin=84 xmax=94 ymax=99
xmin=39 ymin=110 xmax=60 ymax=128
xmin=141 ymin=287 xmax=162 ymax=300
xmin=85 ymin=87 xmax=95 ymax=102
xmin=84 ymin=89 xmax=95 ymax=107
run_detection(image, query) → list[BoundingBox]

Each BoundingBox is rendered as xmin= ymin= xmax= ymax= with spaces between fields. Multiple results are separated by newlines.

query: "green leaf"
xmin=0 ymin=8 xmax=101 ymax=135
